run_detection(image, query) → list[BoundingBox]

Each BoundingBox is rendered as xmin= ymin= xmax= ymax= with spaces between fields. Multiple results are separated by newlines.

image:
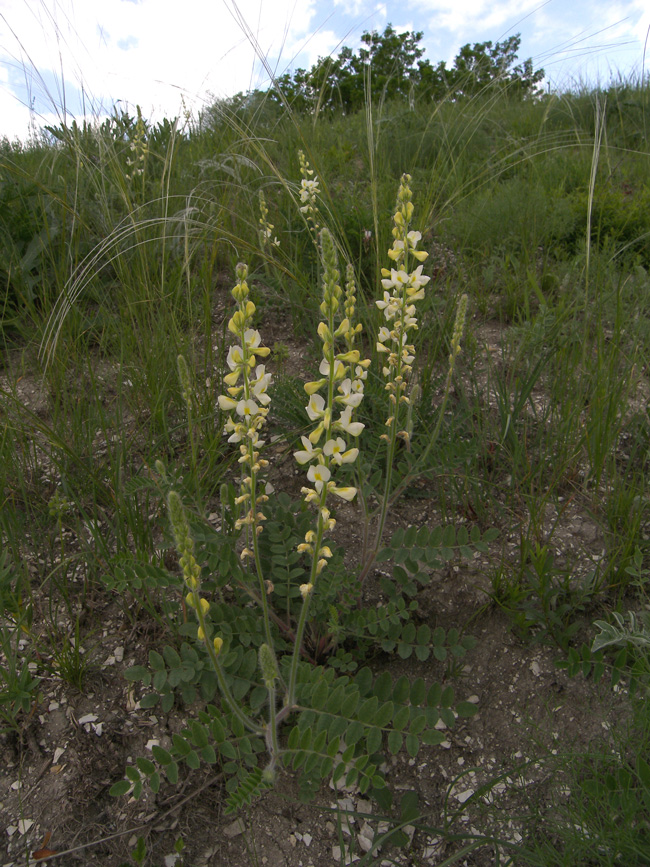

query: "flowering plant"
xmin=113 ymin=168 xmax=490 ymax=815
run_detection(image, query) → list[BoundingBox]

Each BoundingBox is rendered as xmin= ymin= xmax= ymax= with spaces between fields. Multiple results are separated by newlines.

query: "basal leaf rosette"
xmin=376 ymin=174 xmax=430 ymax=446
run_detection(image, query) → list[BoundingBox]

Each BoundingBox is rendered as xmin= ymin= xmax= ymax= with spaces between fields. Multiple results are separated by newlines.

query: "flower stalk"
xmin=360 ymin=174 xmax=430 ymax=580
xmin=288 ymin=229 xmax=369 ymax=705
xmin=217 ymin=263 xmax=275 ymax=653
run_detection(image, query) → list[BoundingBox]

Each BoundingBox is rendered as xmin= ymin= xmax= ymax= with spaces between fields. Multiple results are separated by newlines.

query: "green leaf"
xmin=392 ymin=675 xmax=410 ymax=703
xmin=410 ymin=678 xmax=426 ymax=706
xmin=427 ymin=683 xmax=442 ymax=706
xmin=110 ymin=779 xmax=132 ymax=797
xmin=415 ymin=645 xmax=430 ymax=661
xmin=409 ymin=711 xmax=427 ymax=736
xmin=404 ymin=526 xmax=417 ymax=546
xmin=172 ymin=734 xmax=191 ymax=756
xmin=300 ymin=727 xmax=313 ymax=750
xmin=346 ymin=721 xmax=364 ymax=745
xmin=397 ymin=642 xmax=412 ymax=659
xmin=358 ymin=696 xmax=379 ymax=723
xmin=311 ymin=680 xmax=328 ymax=710
xmin=185 ymin=750 xmax=200 ymax=770
xmin=149 ymin=650 xmax=165 ymax=670
xmin=139 ymin=692 xmax=161 ymax=709
xmin=207 ymin=716 xmax=225 ymax=743
xmin=124 ymin=665 xmax=151 ymax=685
xmin=136 ymin=757 xmax=156 ymax=776
xmin=327 ymin=735 xmax=340 ymax=758
xmin=201 ymin=745 xmax=217 ymax=764
xmin=393 ymin=705 xmax=410 ymax=732
xmin=190 ymin=720 xmax=209 ymax=748
xmin=150 ymin=772 xmax=161 ymax=794
xmin=375 ymin=701 xmax=394 ymax=728
xmin=163 ymin=646 xmax=182 ymax=668
xmin=441 ymin=685 xmax=455 ymax=707
xmin=355 ymin=667 xmax=373 ymax=695
xmin=220 ymin=741 xmax=237 ymax=760
xmin=152 ymin=669 xmax=167 ymax=691
xmin=366 ymin=726 xmax=382 ymax=754
xmin=166 ymin=762 xmax=179 ymax=784
xmin=400 ymin=789 xmax=419 ymax=821
xmin=341 ymin=690 xmax=359 ymax=718
xmin=126 ymin=766 xmax=140 ymax=783
xmin=152 ymin=745 xmax=172 ymax=765
xmin=440 ymin=707 xmax=456 ymax=728
xmin=456 ymin=701 xmax=479 ymax=718
xmin=373 ymin=671 xmax=392 ymax=701
xmin=327 ymin=684 xmax=346 ymax=714
xmin=405 ymin=734 xmax=419 ymax=757
xmin=313 ymin=729 xmax=328 ymax=754
xmin=387 ymin=730 xmax=402 ymax=755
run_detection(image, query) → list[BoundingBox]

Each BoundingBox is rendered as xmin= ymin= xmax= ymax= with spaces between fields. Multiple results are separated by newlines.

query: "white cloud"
xmin=0 ymin=0 xmax=320 ymax=138
xmin=412 ymin=0 xmax=541 ymax=37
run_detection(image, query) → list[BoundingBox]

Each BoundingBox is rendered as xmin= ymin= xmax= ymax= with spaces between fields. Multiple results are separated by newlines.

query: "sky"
xmin=0 ymin=0 xmax=648 ymax=141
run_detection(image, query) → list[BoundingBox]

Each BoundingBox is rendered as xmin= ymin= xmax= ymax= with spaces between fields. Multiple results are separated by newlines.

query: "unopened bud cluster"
xmin=168 ymin=490 xmax=222 ymax=651
xmin=258 ymin=190 xmax=279 ymax=248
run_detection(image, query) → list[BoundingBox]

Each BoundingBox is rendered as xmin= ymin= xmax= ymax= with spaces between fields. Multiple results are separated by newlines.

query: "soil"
xmin=0 ymin=288 xmax=632 ymax=867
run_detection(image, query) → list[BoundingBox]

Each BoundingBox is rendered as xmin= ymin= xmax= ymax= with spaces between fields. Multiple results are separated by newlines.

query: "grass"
xmin=2 ymin=61 xmax=650 ymax=861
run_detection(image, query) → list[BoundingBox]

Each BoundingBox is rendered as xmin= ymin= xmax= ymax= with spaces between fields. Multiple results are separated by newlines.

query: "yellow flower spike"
xmin=300 ymin=583 xmax=314 ymax=599
xmin=213 ymin=636 xmax=224 ymax=655
xmin=185 ymin=592 xmax=196 ymax=608
xmin=316 ymin=558 xmax=328 ymax=575
xmin=197 ymin=626 xmax=205 ymax=641
xmin=199 ymin=598 xmax=210 ymax=615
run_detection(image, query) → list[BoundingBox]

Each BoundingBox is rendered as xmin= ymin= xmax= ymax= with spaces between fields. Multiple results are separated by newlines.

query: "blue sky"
xmin=0 ymin=0 xmax=648 ymax=140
